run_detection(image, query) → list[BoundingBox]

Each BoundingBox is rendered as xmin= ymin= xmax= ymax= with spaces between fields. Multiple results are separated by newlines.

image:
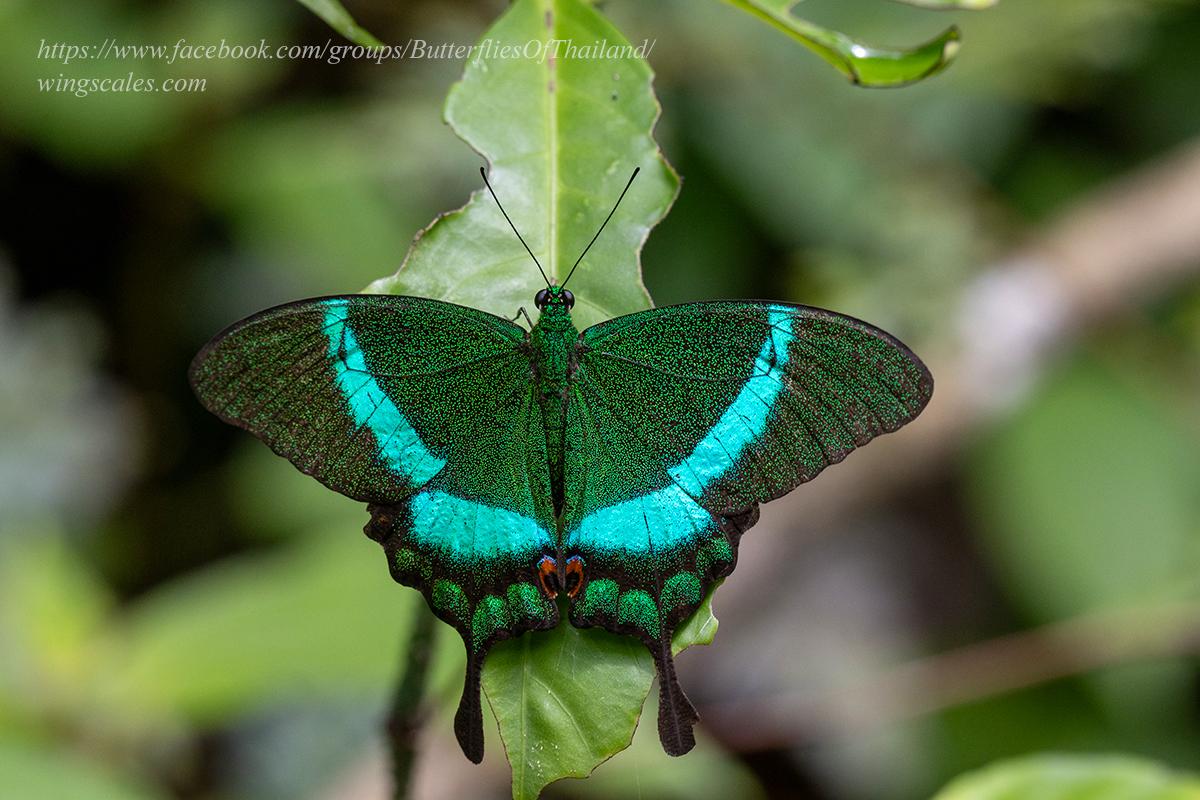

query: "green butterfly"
xmin=189 ymin=169 xmax=933 ymax=763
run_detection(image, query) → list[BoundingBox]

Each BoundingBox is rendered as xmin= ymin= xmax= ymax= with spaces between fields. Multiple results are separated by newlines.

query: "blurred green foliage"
xmin=2 ymin=0 xmax=1199 ymax=798
xmin=969 ymin=353 xmax=1200 ymax=621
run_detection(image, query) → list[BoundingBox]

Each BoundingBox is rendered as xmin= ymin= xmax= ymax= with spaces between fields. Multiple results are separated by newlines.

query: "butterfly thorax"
xmin=529 ymin=301 xmax=578 ymax=516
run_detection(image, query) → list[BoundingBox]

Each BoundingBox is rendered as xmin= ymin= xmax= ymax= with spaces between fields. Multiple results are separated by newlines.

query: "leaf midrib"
xmin=543 ymin=0 xmax=560 ymax=281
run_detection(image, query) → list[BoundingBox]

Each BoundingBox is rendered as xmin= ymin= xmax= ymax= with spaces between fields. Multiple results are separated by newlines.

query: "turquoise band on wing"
xmin=567 ymin=484 xmax=711 ymax=554
xmin=409 ymin=489 xmax=553 ymax=566
xmin=323 ymin=299 xmax=446 ymax=485
xmin=668 ymin=306 xmax=794 ymax=497
xmin=570 ymin=307 xmax=795 ymax=556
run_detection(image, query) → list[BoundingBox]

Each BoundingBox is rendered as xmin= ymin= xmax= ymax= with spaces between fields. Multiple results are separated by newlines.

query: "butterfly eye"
xmin=561 ymin=289 xmax=575 ymax=309
xmin=564 ymin=555 xmax=584 ymax=598
xmin=534 ymin=289 xmax=550 ymax=308
xmin=537 ymin=555 xmax=560 ymax=598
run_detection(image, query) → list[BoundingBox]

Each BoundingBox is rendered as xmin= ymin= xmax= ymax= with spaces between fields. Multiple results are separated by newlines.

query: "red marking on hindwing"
xmin=565 ymin=555 xmax=584 ymax=599
xmin=537 ymin=555 xmax=559 ymax=598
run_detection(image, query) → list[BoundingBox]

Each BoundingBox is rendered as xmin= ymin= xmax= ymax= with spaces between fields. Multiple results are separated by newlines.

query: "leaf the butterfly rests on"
xmin=190 ymin=287 xmax=933 ymax=762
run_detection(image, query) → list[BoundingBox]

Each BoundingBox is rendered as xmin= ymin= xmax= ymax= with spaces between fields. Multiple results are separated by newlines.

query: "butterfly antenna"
xmin=480 ymin=167 xmax=551 ymax=288
xmin=561 ymin=166 xmax=640 ymax=290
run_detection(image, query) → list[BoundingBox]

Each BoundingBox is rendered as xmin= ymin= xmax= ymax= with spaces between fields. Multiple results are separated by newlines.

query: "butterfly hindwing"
xmin=189 ymin=295 xmax=558 ymax=762
xmin=563 ymin=301 xmax=933 ymax=754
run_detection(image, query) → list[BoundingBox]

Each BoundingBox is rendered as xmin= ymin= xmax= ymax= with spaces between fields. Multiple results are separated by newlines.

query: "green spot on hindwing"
xmin=472 ymin=594 xmax=511 ymax=650
xmin=661 ymin=571 xmax=702 ymax=614
xmin=617 ymin=589 xmax=660 ymax=638
xmin=695 ymin=535 xmax=734 ymax=576
xmin=432 ymin=579 xmax=470 ymax=627
xmin=392 ymin=547 xmax=419 ymax=580
xmin=578 ymin=578 xmax=620 ymax=620
xmin=506 ymin=582 xmax=547 ymax=624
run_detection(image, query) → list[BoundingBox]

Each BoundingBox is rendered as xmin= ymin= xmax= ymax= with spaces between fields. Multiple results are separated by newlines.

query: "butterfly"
xmin=189 ymin=168 xmax=933 ymax=763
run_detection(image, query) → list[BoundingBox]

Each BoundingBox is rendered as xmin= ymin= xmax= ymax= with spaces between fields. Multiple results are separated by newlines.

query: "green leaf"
xmin=722 ymin=0 xmax=961 ymax=87
xmin=483 ymin=626 xmax=650 ymax=800
xmin=672 ymin=580 xmax=720 ymax=655
xmin=932 ymin=754 xmax=1200 ymax=799
xmin=366 ymin=0 xmax=679 ymax=330
xmin=293 ymin=0 xmax=383 ymax=48
xmin=483 ymin=590 xmax=719 ymax=800
xmin=565 ymin=691 xmax=765 ymax=800
xmin=364 ymin=0 xmax=684 ymax=788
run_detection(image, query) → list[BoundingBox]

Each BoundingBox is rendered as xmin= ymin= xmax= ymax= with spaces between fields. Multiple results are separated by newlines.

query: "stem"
xmin=388 ymin=602 xmax=437 ymax=800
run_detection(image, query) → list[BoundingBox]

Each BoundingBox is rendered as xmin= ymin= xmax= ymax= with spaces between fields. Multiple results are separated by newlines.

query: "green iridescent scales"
xmin=189 ymin=289 xmax=933 ymax=763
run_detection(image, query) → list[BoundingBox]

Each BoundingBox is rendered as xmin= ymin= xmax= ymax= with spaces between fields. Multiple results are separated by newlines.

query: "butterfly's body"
xmin=528 ymin=298 xmax=578 ymax=516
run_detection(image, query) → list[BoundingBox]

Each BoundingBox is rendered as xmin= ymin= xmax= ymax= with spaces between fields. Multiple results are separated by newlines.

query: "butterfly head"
xmin=534 ymin=285 xmax=575 ymax=311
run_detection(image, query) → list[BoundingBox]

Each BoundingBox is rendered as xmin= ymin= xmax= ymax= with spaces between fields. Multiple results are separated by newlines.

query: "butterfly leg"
xmin=510 ymin=306 xmax=534 ymax=329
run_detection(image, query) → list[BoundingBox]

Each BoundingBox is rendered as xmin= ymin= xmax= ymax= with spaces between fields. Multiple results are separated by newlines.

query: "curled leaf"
xmin=723 ymin=0 xmax=961 ymax=87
